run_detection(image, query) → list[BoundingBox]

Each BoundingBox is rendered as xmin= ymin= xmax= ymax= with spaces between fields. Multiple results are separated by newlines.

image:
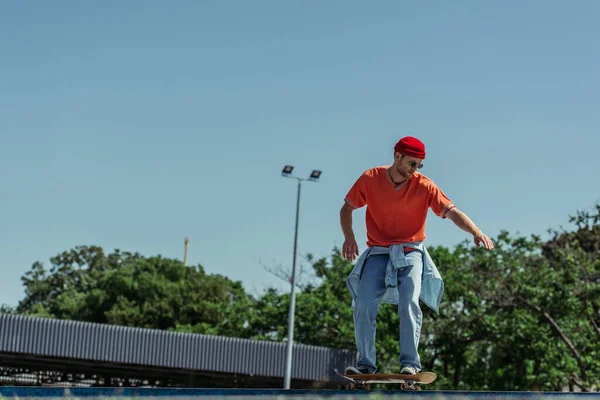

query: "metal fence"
xmin=0 ymin=315 xmax=356 ymax=382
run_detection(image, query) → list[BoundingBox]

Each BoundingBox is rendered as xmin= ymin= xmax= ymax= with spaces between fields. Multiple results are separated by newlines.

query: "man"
xmin=340 ymin=136 xmax=494 ymax=376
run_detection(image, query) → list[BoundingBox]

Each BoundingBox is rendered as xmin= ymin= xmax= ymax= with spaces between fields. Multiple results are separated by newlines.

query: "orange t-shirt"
xmin=344 ymin=166 xmax=455 ymax=247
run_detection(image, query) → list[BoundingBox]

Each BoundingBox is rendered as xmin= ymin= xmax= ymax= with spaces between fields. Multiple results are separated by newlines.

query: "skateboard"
xmin=335 ymin=369 xmax=436 ymax=391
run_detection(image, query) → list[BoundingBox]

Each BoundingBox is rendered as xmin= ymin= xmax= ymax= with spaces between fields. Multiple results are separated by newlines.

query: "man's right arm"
xmin=340 ymin=203 xmax=359 ymax=260
xmin=340 ymin=203 xmax=355 ymax=240
xmin=341 ymin=172 xmax=367 ymax=261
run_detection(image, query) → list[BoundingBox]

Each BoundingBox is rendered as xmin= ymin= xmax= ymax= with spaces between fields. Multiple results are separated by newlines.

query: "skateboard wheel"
xmin=401 ymin=382 xmax=419 ymax=391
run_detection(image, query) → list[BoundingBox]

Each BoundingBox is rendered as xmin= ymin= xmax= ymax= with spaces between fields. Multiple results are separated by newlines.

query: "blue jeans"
xmin=353 ymin=251 xmax=423 ymax=373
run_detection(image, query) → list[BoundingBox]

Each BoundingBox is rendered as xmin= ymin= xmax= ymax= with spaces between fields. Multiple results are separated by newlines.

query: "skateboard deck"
xmin=335 ymin=369 xmax=436 ymax=390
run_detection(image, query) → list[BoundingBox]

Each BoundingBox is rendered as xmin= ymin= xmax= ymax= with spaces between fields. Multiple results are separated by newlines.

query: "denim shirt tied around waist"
xmin=346 ymin=242 xmax=444 ymax=314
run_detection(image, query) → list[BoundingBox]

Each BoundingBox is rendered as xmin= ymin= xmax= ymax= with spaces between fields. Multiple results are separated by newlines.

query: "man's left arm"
xmin=446 ymin=208 xmax=494 ymax=250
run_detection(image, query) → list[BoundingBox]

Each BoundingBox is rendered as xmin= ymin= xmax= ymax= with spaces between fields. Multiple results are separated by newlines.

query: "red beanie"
xmin=394 ymin=136 xmax=426 ymax=159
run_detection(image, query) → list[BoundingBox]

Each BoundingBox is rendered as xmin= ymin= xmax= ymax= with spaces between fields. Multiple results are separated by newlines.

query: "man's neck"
xmin=388 ymin=166 xmax=407 ymax=185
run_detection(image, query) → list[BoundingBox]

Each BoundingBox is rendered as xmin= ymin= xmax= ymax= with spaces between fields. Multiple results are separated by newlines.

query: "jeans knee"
xmin=398 ymin=297 xmax=421 ymax=317
xmin=356 ymin=297 xmax=377 ymax=310
xmin=355 ymin=296 xmax=380 ymax=316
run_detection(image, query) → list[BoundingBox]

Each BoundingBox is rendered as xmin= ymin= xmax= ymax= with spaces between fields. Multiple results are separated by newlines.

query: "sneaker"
xmin=400 ymin=365 xmax=418 ymax=375
xmin=345 ymin=365 xmax=371 ymax=375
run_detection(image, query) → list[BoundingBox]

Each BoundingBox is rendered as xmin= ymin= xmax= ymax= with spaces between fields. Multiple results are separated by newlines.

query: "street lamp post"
xmin=281 ymin=165 xmax=321 ymax=390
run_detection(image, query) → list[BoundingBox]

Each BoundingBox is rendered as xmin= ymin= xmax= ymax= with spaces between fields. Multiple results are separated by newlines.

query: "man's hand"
xmin=342 ymin=237 xmax=360 ymax=261
xmin=474 ymin=231 xmax=494 ymax=250
xmin=446 ymin=208 xmax=495 ymax=250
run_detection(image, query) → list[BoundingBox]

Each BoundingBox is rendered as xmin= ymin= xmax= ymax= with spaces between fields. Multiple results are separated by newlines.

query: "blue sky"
xmin=1 ymin=1 xmax=599 ymax=307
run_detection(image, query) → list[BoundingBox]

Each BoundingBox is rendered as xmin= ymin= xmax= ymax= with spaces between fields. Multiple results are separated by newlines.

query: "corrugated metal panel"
xmin=0 ymin=315 xmax=356 ymax=381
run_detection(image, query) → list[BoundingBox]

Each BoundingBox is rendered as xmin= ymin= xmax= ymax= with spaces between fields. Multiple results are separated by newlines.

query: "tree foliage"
xmin=4 ymin=204 xmax=599 ymax=391
xmin=14 ymin=246 xmax=254 ymax=337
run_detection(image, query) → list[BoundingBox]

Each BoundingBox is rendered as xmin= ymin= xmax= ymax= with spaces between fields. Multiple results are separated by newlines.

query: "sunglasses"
xmin=408 ymin=161 xmax=424 ymax=169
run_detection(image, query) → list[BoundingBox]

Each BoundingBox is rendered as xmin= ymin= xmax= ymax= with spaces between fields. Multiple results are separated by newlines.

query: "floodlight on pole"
xmin=281 ymin=166 xmax=321 ymax=390
xmin=309 ymin=169 xmax=322 ymax=181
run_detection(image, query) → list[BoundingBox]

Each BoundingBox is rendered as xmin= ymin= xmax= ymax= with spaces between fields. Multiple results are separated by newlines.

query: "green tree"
xmin=17 ymin=246 xmax=255 ymax=337
xmin=12 ymin=204 xmax=600 ymax=392
xmin=248 ymin=251 xmax=356 ymax=349
xmin=423 ymin=204 xmax=600 ymax=391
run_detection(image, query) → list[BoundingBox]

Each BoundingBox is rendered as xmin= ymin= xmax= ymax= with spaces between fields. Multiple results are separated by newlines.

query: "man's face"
xmin=394 ymin=153 xmax=423 ymax=178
